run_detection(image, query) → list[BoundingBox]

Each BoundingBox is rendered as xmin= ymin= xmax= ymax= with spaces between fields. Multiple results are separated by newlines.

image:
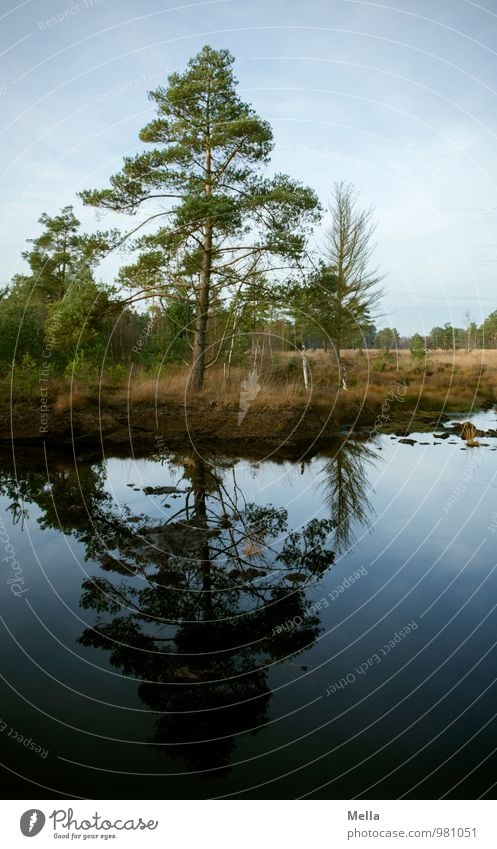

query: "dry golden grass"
xmin=107 ymin=351 xmax=494 ymax=412
xmin=11 ymin=346 xmax=495 ymax=431
xmin=53 ymin=384 xmax=94 ymax=411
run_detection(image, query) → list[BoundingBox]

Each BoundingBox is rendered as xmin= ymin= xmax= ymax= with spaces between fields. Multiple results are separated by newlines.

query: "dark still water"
xmin=2 ymin=412 xmax=497 ymax=799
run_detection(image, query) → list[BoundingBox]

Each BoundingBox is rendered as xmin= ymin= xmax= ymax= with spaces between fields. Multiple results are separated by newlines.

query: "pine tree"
xmin=18 ymin=206 xmax=112 ymax=304
xmin=80 ymin=46 xmax=319 ymax=390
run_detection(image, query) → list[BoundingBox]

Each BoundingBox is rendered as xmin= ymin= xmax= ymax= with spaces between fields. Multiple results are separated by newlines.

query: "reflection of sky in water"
xmin=2 ymin=407 xmax=497 ymax=797
xmin=103 ymin=413 xmax=497 ymax=588
xmin=6 ymin=409 xmax=497 ymax=625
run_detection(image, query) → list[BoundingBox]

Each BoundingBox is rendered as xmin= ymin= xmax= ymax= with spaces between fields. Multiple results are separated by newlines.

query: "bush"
xmin=11 ymin=353 xmax=39 ymax=397
xmin=104 ymin=363 xmax=128 ymax=385
xmin=410 ymin=333 xmax=427 ymax=364
xmin=64 ymin=351 xmax=99 ymax=386
xmin=371 ymin=351 xmax=394 ymax=372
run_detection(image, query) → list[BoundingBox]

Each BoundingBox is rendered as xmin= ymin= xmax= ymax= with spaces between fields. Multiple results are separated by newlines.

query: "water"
xmin=2 ymin=410 xmax=497 ymax=799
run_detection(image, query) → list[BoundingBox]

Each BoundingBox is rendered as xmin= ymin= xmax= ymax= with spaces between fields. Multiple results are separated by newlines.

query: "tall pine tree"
xmin=80 ymin=46 xmax=320 ymax=390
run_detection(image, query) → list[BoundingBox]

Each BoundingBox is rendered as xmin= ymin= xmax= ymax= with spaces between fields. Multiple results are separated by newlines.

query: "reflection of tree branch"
xmin=320 ymin=438 xmax=380 ymax=552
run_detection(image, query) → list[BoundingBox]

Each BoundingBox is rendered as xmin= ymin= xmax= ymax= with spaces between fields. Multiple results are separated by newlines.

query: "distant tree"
xmin=81 ymin=46 xmax=320 ymax=391
xmin=467 ymin=321 xmax=479 ymax=351
xmin=453 ymin=326 xmax=466 ymax=349
xmin=429 ymin=323 xmax=454 ymax=350
xmin=409 ymin=332 xmax=426 ymax=363
xmin=481 ymin=310 xmax=497 ymax=348
xmin=428 ymin=326 xmax=442 ymax=348
xmin=376 ymin=327 xmax=399 ymax=353
xmin=362 ymin=322 xmax=378 ymax=349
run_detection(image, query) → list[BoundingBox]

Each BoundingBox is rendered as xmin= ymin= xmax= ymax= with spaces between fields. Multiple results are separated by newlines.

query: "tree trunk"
xmin=301 ymin=347 xmax=309 ymax=390
xmin=191 ymin=222 xmax=213 ymax=391
xmin=334 ymin=333 xmax=342 ymax=388
xmin=191 ymin=108 xmax=213 ymax=393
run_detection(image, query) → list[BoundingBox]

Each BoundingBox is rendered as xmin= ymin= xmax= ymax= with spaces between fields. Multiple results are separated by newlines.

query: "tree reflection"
xmin=319 ymin=438 xmax=379 ymax=552
xmin=79 ymin=453 xmax=335 ymax=774
xmin=0 ymin=449 xmax=335 ymax=776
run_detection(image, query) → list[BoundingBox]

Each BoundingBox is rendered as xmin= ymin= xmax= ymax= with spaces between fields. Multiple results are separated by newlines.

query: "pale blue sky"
xmin=1 ymin=0 xmax=497 ymax=333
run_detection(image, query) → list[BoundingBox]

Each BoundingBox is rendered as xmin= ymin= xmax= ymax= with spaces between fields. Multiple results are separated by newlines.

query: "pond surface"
xmin=2 ymin=410 xmax=497 ymax=799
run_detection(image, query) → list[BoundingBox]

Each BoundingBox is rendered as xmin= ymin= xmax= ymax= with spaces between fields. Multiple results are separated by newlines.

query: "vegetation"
xmin=80 ymin=45 xmax=319 ymax=391
xmin=376 ymin=327 xmax=400 ymax=353
xmin=0 ymin=45 xmax=496 ymax=438
xmin=409 ymin=332 xmax=426 ymax=364
xmin=288 ymin=181 xmax=382 ymax=363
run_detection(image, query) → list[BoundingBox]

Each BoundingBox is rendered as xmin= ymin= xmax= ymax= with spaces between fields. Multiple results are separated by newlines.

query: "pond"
xmin=1 ymin=409 xmax=497 ymax=799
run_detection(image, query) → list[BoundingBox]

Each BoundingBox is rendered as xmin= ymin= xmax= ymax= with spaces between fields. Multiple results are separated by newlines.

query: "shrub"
xmin=64 ymin=351 xmax=99 ymax=386
xmin=10 ymin=353 xmax=39 ymax=397
xmin=410 ymin=333 xmax=427 ymax=364
xmin=104 ymin=363 xmax=128 ymax=385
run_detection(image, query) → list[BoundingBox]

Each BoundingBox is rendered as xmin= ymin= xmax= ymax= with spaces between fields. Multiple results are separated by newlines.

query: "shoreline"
xmin=1 ymin=397 xmax=489 ymax=458
xmin=2 ymin=348 xmax=494 ymax=457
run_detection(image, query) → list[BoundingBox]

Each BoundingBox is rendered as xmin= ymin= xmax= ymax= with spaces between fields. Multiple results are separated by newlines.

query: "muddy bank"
xmin=0 ymin=398 xmax=462 ymax=458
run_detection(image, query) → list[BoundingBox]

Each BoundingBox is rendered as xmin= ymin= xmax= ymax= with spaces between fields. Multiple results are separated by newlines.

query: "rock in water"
xmin=461 ymin=422 xmax=477 ymax=441
xmin=461 ymin=421 xmax=479 ymax=446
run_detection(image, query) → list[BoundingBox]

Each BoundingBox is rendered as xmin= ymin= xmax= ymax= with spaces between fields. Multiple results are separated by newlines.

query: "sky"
xmin=1 ymin=0 xmax=497 ymax=334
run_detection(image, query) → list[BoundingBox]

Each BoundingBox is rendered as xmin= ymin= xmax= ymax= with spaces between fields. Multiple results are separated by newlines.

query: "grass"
xmin=4 ymin=347 xmax=496 ymax=434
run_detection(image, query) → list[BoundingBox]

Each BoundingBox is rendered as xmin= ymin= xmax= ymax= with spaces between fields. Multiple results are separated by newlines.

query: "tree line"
xmin=373 ymin=316 xmax=497 ymax=355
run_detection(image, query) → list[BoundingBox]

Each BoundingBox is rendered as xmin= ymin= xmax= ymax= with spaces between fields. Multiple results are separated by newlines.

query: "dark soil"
xmin=0 ymin=397 xmax=461 ymax=459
